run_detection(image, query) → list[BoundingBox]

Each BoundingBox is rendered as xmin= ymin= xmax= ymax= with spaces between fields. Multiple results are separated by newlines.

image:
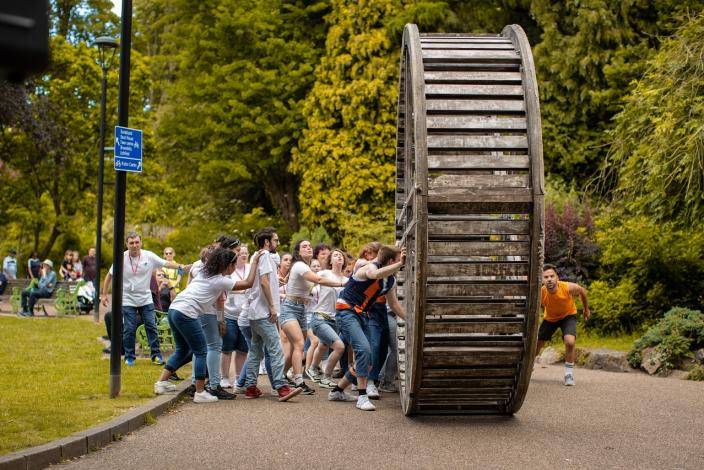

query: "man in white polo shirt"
xmin=101 ymin=231 xmax=187 ymax=366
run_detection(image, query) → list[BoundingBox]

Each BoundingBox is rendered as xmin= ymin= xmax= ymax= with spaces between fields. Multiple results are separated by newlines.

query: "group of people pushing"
xmin=102 ymin=228 xmax=405 ymax=412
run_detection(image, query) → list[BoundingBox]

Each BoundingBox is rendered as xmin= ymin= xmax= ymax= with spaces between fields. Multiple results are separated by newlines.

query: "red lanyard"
xmin=128 ymin=253 xmax=141 ymax=275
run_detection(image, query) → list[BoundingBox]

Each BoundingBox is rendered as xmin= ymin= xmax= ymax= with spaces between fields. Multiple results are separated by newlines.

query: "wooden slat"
xmin=428 ymin=240 xmax=529 ymax=256
xmin=423 ymin=63 xmax=520 ymax=73
xmin=420 ymin=37 xmax=511 ymax=43
xmin=426 ymin=99 xmax=524 ymax=113
xmin=428 ymin=187 xmax=533 ymax=204
xmin=423 ymin=367 xmax=517 ymax=378
xmin=422 ymin=49 xmax=520 ymax=62
xmin=423 ymin=347 xmax=521 ymax=367
xmin=428 ymin=174 xmax=529 ymax=190
xmin=424 ymin=70 xmax=522 ymax=84
xmin=428 ymin=220 xmax=530 ymax=236
xmin=427 ymin=154 xmax=529 ymax=170
xmin=425 ymin=84 xmax=524 ymax=97
xmin=417 ymin=380 xmax=513 ymax=392
xmin=427 ymin=283 xmax=529 ymax=298
xmin=421 ymin=43 xmax=516 ymax=50
xmin=427 ymin=262 xmax=529 ymax=278
xmin=425 ymin=302 xmax=525 ymax=316
xmin=427 ymin=115 xmax=526 ymax=131
xmin=427 ymin=135 xmax=528 ymax=150
xmin=425 ymin=320 xmax=523 ymax=334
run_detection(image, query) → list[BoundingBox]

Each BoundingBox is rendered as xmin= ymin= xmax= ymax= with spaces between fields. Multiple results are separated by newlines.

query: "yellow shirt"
xmin=162 ymin=267 xmax=181 ymax=293
xmin=541 ymin=281 xmax=576 ymax=322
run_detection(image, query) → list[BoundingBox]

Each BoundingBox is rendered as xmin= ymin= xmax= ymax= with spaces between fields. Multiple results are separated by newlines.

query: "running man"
xmin=535 ymin=264 xmax=590 ymax=386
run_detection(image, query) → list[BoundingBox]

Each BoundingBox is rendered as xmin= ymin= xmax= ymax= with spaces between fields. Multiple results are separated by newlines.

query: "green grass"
xmin=0 ymin=316 xmax=189 ymax=455
xmin=548 ymin=327 xmax=640 ymax=352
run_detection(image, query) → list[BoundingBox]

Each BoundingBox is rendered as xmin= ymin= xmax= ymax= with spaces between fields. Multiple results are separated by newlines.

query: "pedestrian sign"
xmin=114 ymin=126 xmax=143 ymax=173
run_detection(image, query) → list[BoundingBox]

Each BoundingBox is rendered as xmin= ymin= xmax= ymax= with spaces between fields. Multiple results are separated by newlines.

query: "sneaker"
xmin=378 ymin=383 xmax=398 ymax=393
xmin=332 ymin=369 xmax=344 ymax=379
xmin=564 ymin=374 xmax=575 ymax=386
xmin=350 ymin=384 xmax=358 ymax=391
xmin=19 ymin=310 xmax=33 ymax=317
xmin=270 ymin=388 xmax=279 ymax=396
xmin=125 ymin=358 xmax=135 ymax=366
xmin=207 ymin=385 xmax=236 ymax=400
xmin=366 ymin=382 xmax=380 ymax=400
xmin=356 ymin=394 xmax=376 ymax=411
xmin=305 ymin=367 xmax=321 ymax=383
xmin=328 ymin=390 xmax=356 ymax=402
xmin=151 ymin=355 xmax=165 ymax=366
xmin=298 ymin=381 xmax=315 ymax=395
xmin=319 ymin=376 xmax=337 ymax=389
xmin=220 ymin=378 xmax=232 ymax=388
xmin=169 ymin=373 xmax=183 ymax=382
xmin=154 ymin=381 xmax=176 ymax=394
xmin=193 ymin=390 xmax=218 ymax=403
xmin=286 ymin=369 xmax=294 ymax=382
xmin=245 ymin=386 xmax=263 ymax=399
xmin=277 ymin=385 xmax=303 ymax=402
xmin=233 ymin=385 xmax=247 ymax=395
xmin=184 ymin=384 xmax=196 ymax=397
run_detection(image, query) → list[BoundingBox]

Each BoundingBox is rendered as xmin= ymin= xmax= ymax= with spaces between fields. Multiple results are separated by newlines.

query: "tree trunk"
xmin=264 ymin=173 xmax=300 ymax=231
xmin=40 ymin=224 xmax=61 ymax=260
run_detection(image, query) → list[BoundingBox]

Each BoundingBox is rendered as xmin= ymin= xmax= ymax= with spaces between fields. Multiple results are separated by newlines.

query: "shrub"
xmin=587 ymin=279 xmax=639 ymax=334
xmin=628 ymin=307 xmax=704 ymax=373
xmin=686 ymin=365 xmax=704 ymax=381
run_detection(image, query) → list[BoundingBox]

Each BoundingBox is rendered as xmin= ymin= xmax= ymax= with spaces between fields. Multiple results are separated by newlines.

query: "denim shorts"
xmin=279 ymin=298 xmax=308 ymax=331
xmin=222 ymin=318 xmax=249 ymax=353
xmin=309 ymin=313 xmax=340 ymax=346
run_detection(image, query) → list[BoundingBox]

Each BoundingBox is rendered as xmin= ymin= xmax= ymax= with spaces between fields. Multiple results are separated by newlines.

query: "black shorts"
xmin=537 ymin=314 xmax=577 ymax=341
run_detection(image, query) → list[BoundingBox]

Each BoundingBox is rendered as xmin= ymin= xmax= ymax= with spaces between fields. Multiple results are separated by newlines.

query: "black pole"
xmin=110 ymin=0 xmax=132 ymax=399
xmin=94 ymin=68 xmax=107 ymax=322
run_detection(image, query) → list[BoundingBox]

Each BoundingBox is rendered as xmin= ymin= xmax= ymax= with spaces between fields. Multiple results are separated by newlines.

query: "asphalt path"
xmin=60 ymin=365 xmax=704 ymax=469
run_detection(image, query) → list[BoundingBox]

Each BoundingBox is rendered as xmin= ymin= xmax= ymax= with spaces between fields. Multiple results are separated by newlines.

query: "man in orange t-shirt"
xmin=535 ymin=264 xmax=590 ymax=386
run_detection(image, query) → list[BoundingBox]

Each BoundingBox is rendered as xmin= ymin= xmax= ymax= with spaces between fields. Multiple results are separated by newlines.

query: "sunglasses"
xmin=164 ymin=252 xmax=173 ymax=255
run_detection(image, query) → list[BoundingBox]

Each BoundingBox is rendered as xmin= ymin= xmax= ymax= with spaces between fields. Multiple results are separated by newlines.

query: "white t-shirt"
xmin=286 ymin=261 xmax=314 ymax=298
xmin=310 ymin=270 xmax=348 ymax=318
xmin=224 ymin=264 xmax=250 ymax=320
xmin=189 ymin=260 xmax=204 ymax=279
xmin=108 ymin=250 xmax=166 ymax=307
xmin=170 ymin=274 xmax=235 ymax=319
xmin=242 ymin=252 xmax=279 ymax=321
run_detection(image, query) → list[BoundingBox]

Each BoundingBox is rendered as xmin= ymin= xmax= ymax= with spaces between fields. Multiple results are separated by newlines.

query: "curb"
xmin=0 ymin=381 xmax=190 ymax=469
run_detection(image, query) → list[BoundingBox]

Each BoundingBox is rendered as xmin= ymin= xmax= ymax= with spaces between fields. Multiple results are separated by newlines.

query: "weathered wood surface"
xmin=427 ymin=154 xmax=530 ymax=170
xmin=426 ymin=99 xmax=525 ymax=113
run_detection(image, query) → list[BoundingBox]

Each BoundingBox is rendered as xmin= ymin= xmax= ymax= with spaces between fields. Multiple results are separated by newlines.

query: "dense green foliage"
xmin=627 ymin=307 xmax=704 ymax=373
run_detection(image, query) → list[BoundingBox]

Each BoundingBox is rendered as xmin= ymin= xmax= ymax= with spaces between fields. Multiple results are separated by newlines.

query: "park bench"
xmin=136 ymin=309 xmax=175 ymax=351
xmin=5 ymin=279 xmax=86 ymax=316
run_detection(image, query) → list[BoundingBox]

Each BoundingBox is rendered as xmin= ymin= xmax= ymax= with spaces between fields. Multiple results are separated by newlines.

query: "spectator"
xmin=3 ymin=248 xmax=18 ymax=280
xmin=72 ymin=251 xmax=83 ymax=279
xmin=156 ymin=269 xmax=171 ymax=311
xmin=0 ymin=270 xmax=7 ymax=295
xmin=82 ymin=247 xmax=97 ymax=282
xmin=161 ymin=247 xmax=182 ymax=300
xmin=59 ymin=250 xmax=72 ymax=280
xmin=61 ymin=261 xmax=77 ymax=281
xmin=19 ymin=260 xmax=57 ymax=317
xmin=27 ymin=251 xmax=41 ymax=280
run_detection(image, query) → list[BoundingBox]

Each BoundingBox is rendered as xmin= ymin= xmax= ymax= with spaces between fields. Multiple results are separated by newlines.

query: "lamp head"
xmin=92 ymin=36 xmax=119 ymax=71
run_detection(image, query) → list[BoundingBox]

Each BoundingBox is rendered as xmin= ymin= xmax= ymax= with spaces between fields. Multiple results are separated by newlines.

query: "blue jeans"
xmin=379 ymin=313 xmax=398 ymax=387
xmin=20 ymin=287 xmax=52 ymax=313
xmin=222 ymin=318 xmax=248 ymax=353
xmin=245 ymin=318 xmax=286 ymax=390
xmin=166 ymin=309 xmax=207 ymax=380
xmin=199 ymin=314 xmax=222 ymax=387
xmin=236 ymin=325 xmax=273 ymax=388
xmin=336 ymin=309 xmax=372 ymax=381
xmin=368 ymin=303 xmax=390 ymax=381
xmin=123 ymin=304 xmax=160 ymax=361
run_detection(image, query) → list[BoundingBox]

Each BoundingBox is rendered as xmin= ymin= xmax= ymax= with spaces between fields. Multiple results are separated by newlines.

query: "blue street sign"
xmin=114 ymin=126 xmax=143 ymax=173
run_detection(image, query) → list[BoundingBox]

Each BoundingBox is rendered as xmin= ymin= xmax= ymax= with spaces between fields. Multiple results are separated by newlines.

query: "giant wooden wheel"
xmin=394 ymin=24 xmax=545 ymax=415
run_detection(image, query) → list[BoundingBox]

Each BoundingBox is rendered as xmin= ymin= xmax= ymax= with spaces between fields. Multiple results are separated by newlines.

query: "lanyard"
xmin=128 ymin=253 xmax=141 ymax=275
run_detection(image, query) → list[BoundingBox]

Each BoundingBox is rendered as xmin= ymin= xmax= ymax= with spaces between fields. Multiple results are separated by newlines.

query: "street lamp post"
xmin=92 ymin=36 xmax=118 ymax=323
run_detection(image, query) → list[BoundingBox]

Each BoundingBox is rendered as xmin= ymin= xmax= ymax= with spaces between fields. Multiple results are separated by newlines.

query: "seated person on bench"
xmin=19 ymin=259 xmax=57 ymax=317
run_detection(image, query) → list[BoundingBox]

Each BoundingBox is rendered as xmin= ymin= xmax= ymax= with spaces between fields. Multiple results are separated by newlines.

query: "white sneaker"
xmin=366 ymin=382 xmax=380 ymax=399
xmin=564 ymin=374 xmax=575 ymax=386
xmin=220 ymin=378 xmax=232 ymax=388
xmin=286 ymin=369 xmax=294 ymax=382
xmin=350 ymin=384 xmax=358 ymax=391
xmin=233 ymin=385 xmax=247 ymax=395
xmin=328 ymin=390 xmax=356 ymax=402
xmin=193 ymin=390 xmax=218 ymax=403
xmin=356 ymin=394 xmax=376 ymax=411
xmin=319 ymin=376 xmax=337 ymax=389
xmin=270 ymin=388 xmax=279 ymax=396
xmin=154 ymin=381 xmax=176 ymax=394
xmin=305 ymin=367 xmax=321 ymax=383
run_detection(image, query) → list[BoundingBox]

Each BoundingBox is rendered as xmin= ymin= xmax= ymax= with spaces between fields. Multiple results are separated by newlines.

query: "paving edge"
xmin=0 ymin=381 xmax=190 ymax=470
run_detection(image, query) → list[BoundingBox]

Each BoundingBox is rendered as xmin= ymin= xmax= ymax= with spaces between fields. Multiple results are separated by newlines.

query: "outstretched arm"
xmin=364 ymin=248 xmax=407 ymax=280
xmin=233 ymin=251 xmax=263 ymax=291
xmin=568 ymin=282 xmax=590 ymax=321
xmin=302 ymin=270 xmax=346 ymax=288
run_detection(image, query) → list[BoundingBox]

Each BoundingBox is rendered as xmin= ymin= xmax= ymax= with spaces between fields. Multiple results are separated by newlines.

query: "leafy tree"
xmin=605 ymin=14 xmax=704 ymax=226
xmin=292 ymin=0 xmax=450 ymax=246
xmin=531 ymin=0 xmax=704 ymax=184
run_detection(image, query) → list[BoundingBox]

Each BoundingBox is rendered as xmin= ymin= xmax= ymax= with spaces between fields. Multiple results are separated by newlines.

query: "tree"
xmin=292 ymin=0 xmax=450 ymax=246
xmin=605 ymin=13 xmax=704 ymax=226
xmin=531 ymin=0 xmax=704 ymax=184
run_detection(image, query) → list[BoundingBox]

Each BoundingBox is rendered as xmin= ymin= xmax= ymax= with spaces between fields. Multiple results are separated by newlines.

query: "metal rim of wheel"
xmin=395 ymin=24 xmax=545 ymax=416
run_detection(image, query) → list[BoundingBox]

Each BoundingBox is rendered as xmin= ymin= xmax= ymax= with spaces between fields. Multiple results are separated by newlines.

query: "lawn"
xmin=548 ymin=326 xmax=640 ymax=352
xmin=0 ymin=316 xmax=188 ymax=456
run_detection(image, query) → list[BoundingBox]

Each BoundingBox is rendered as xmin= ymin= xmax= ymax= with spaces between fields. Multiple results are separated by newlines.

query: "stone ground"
xmin=58 ymin=364 xmax=704 ymax=470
